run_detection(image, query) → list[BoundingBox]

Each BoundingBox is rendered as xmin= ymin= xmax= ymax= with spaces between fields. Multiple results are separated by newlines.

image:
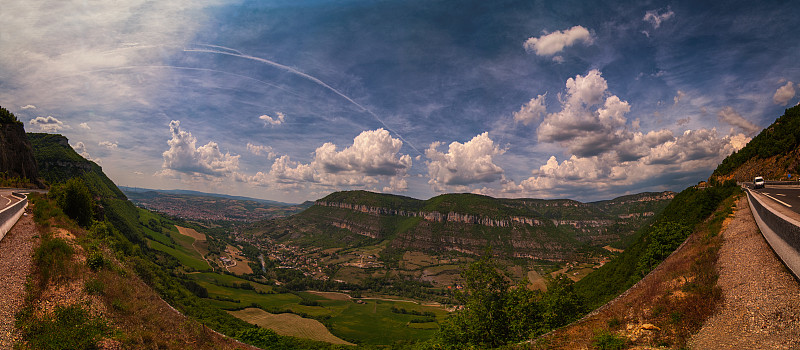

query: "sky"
xmin=2 ymin=0 xmax=799 ymax=203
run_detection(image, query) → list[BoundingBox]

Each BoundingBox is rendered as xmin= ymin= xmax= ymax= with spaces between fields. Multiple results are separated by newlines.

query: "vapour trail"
xmin=185 ymin=45 xmax=422 ymax=155
xmin=45 ymin=65 xmax=307 ymax=100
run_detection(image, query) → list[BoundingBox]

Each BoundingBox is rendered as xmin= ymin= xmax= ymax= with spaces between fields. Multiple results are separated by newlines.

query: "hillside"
xmin=712 ymin=104 xmax=800 ymax=182
xmin=121 ymin=187 xmax=309 ymax=222
xmin=247 ymin=190 xmax=674 ymax=262
xmin=17 ymin=134 xmax=341 ymax=349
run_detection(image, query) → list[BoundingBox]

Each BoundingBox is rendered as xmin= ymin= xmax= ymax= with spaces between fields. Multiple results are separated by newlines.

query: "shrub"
xmin=17 ymin=304 xmax=108 ymax=350
xmin=50 ymin=178 xmax=95 ymax=227
xmin=34 ymin=236 xmax=73 ymax=286
xmin=592 ymin=329 xmax=628 ymax=350
xmin=84 ymin=278 xmax=105 ymax=295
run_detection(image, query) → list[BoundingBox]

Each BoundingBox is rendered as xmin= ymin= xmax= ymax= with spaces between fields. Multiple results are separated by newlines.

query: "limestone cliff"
xmin=0 ymin=107 xmax=40 ymax=185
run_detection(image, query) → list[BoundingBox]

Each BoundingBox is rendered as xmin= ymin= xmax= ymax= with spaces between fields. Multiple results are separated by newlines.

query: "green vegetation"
xmin=0 ymin=105 xmax=23 ymax=125
xmin=592 ymin=329 xmax=627 ymax=350
xmin=575 ymin=180 xmax=740 ymax=310
xmin=435 ymin=254 xmax=586 ymax=348
xmin=16 ymin=304 xmax=111 ymax=350
xmin=713 ymin=105 xmax=800 ymax=177
xmin=49 ymin=177 xmax=96 ymax=227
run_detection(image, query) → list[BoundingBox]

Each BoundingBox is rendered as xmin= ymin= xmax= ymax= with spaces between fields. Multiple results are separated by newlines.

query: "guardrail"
xmin=0 ymin=192 xmax=28 ymax=242
xmin=746 ymin=189 xmax=800 ymax=279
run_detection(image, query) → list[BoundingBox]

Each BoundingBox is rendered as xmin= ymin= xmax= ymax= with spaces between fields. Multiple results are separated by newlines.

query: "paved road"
xmin=0 ymin=190 xmax=21 ymax=211
xmin=749 ymin=186 xmax=800 ymax=216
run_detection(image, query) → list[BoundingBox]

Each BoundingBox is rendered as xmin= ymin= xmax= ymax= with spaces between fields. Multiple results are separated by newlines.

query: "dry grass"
xmin=526 ymin=195 xmax=737 ymax=350
xmin=228 ymin=307 xmax=354 ymax=345
xmin=19 ymin=211 xmax=251 ymax=349
xmin=176 ymin=225 xmax=207 ymax=241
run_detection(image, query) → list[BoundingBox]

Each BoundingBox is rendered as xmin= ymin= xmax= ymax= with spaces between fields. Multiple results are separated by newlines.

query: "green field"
xmin=189 ymin=273 xmax=446 ymax=345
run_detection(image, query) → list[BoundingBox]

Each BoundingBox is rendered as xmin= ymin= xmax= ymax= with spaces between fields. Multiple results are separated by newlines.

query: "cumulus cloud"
xmin=259 ymin=112 xmax=285 ymax=126
xmin=248 ymin=129 xmax=412 ymax=192
xmin=425 ymin=132 xmax=504 ymax=191
xmin=247 ymin=142 xmax=277 ymax=159
xmin=523 ymin=26 xmax=593 ymax=60
xmin=99 ymin=141 xmax=118 ymax=149
xmin=79 ymin=122 xmax=91 ymax=130
xmin=537 ymin=69 xmax=630 ymax=157
xmin=72 ymin=141 xmax=101 ymax=163
xmin=717 ymin=106 xmax=760 ymax=135
xmin=29 ymin=116 xmax=68 ymax=132
xmin=498 ymin=69 xmax=750 ymax=199
xmin=315 ymin=128 xmax=412 ymax=176
xmin=159 ymin=120 xmax=240 ymax=178
xmin=513 ymin=94 xmax=547 ymax=125
xmin=644 ymin=7 xmax=675 ymax=28
xmin=773 ymin=81 xmax=796 ymax=105
xmin=20 ymin=105 xmax=36 ymax=110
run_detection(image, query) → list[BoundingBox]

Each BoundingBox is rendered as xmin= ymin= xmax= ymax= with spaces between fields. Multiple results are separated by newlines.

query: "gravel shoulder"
xmin=690 ymin=196 xmax=800 ymax=349
xmin=0 ymin=210 xmax=38 ymax=348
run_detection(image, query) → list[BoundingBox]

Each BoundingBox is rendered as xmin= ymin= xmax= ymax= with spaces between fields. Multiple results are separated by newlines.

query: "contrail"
xmin=185 ymin=44 xmax=422 ymax=154
xmin=46 ymin=65 xmax=307 ymax=100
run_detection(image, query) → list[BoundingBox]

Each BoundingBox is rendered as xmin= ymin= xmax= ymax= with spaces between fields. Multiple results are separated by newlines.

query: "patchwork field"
xmin=229 ymin=308 xmax=354 ymax=345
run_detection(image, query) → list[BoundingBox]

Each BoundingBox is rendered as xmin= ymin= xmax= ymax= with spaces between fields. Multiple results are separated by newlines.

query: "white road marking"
xmin=762 ymin=193 xmax=793 ymax=208
xmin=776 ymin=194 xmax=786 ymax=196
xmin=1 ymin=195 xmax=10 ymax=208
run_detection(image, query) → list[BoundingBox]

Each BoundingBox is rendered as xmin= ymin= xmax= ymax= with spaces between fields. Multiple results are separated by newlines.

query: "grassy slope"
xmin=27 ymin=133 xmax=337 ymax=349
xmin=574 ymin=183 xmax=738 ymax=310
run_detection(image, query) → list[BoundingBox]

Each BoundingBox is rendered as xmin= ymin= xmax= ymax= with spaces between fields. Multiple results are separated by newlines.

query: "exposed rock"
xmin=0 ymin=122 xmax=40 ymax=184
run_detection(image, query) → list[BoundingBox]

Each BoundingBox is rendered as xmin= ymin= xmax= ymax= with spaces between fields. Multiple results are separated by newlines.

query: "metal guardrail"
xmin=0 ymin=192 xmax=28 ymax=242
xmin=746 ymin=189 xmax=800 ymax=279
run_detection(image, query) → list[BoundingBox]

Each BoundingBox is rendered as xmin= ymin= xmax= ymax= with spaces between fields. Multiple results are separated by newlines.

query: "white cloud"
xmin=29 ymin=116 xmax=68 ymax=132
xmin=72 ymin=141 xmax=100 ymax=163
xmin=523 ymin=26 xmax=593 ymax=60
xmin=259 ymin=112 xmax=285 ymax=126
xmin=513 ymin=93 xmax=547 ymax=125
xmin=99 ymin=141 xmax=118 ymax=149
xmin=315 ymin=128 xmax=412 ymax=176
xmin=247 ymin=142 xmax=277 ymax=159
xmin=249 ymin=128 xmax=412 ymax=192
xmin=20 ymin=105 xmax=36 ymax=110
xmin=79 ymin=122 xmax=91 ymax=130
xmin=644 ymin=7 xmax=675 ymax=29
xmin=426 ymin=132 xmax=504 ymax=191
xmin=159 ymin=120 xmax=240 ymax=177
xmin=717 ymin=106 xmax=760 ymax=135
xmin=537 ymin=69 xmax=630 ymax=157
xmin=773 ymin=81 xmax=796 ymax=105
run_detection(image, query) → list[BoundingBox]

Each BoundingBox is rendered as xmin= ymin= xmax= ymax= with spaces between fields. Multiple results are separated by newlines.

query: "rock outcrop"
xmin=0 ymin=110 xmax=40 ymax=185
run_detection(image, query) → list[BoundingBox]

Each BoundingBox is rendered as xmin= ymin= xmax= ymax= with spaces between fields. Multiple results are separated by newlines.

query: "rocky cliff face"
xmin=0 ymin=122 xmax=40 ymax=184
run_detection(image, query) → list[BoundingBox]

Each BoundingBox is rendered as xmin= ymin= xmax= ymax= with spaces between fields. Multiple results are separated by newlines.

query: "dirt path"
xmin=0 ymin=211 xmax=38 ymax=348
xmin=690 ymin=197 xmax=800 ymax=349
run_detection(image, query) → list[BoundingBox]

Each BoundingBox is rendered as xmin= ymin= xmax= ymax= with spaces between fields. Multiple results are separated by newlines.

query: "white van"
xmin=754 ymin=176 xmax=765 ymax=189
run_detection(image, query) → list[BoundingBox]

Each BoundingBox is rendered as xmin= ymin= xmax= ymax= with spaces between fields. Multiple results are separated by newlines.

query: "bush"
xmin=17 ymin=304 xmax=108 ymax=350
xmin=592 ymin=329 xmax=628 ymax=350
xmin=84 ymin=278 xmax=105 ymax=295
xmin=86 ymin=249 xmax=106 ymax=271
xmin=34 ymin=236 xmax=73 ymax=286
xmin=51 ymin=178 xmax=95 ymax=227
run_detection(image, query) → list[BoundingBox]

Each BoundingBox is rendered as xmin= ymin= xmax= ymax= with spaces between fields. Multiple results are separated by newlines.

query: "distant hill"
xmin=712 ymin=104 xmax=800 ymax=182
xmin=119 ymin=186 xmax=296 ymax=206
xmin=247 ymin=190 xmax=675 ymax=262
xmin=120 ymin=186 xmax=309 ymax=222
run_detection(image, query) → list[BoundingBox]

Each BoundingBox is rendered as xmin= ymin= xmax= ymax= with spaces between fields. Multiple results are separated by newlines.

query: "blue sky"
xmin=2 ymin=0 xmax=798 ymax=203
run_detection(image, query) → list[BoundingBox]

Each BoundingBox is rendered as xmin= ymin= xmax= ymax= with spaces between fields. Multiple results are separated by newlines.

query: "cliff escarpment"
xmin=251 ymin=190 xmax=675 ymax=262
xmin=0 ymin=107 xmax=40 ymax=184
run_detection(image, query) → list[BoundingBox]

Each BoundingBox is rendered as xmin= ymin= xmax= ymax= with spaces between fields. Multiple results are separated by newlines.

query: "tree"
xmin=52 ymin=178 xmax=95 ymax=227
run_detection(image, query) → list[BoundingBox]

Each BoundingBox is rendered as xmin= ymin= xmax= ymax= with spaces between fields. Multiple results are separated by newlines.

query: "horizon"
xmin=3 ymin=0 xmax=799 ymax=203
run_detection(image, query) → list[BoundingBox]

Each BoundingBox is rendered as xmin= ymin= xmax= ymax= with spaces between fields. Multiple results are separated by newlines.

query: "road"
xmin=0 ymin=189 xmax=21 ymax=211
xmin=748 ymin=185 xmax=800 ymax=216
